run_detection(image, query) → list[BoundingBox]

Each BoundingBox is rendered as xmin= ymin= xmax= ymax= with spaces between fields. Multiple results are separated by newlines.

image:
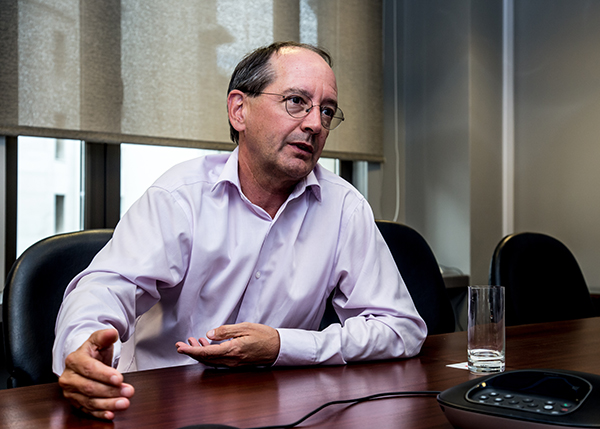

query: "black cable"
xmin=244 ymin=390 xmax=442 ymax=429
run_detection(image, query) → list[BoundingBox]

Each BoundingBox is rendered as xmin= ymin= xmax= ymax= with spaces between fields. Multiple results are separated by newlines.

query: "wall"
xmin=374 ymin=0 xmax=600 ymax=292
xmin=374 ymin=0 xmax=503 ymax=285
xmin=514 ymin=1 xmax=600 ymax=293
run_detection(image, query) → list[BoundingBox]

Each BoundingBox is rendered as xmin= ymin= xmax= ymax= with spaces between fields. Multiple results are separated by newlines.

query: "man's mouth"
xmin=289 ymin=142 xmax=314 ymax=154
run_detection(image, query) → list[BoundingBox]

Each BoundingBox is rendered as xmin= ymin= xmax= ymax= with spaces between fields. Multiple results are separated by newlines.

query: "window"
xmin=55 ymin=139 xmax=65 ymax=160
xmin=318 ymin=158 xmax=340 ymax=175
xmin=120 ymin=144 xmax=228 ymax=217
xmin=120 ymin=144 xmax=342 ymax=217
xmin=17 ymin=136 xmax=83 ymax=257
xmin=12 ymin=139 xmax=342 ymax=261
xmin=55 ymin=194 xmax=65 ymax=233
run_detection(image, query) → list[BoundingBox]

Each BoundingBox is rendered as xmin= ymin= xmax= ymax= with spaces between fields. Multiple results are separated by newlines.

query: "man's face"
xmin=238 ymin=48 xmax=338 ymax=186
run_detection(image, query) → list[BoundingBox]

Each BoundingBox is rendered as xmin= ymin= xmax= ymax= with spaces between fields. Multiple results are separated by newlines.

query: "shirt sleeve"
xmin=52 ymin=186 xmax=192 ymax=375
xmin=274 ymin=200 xmax=428 ymax=366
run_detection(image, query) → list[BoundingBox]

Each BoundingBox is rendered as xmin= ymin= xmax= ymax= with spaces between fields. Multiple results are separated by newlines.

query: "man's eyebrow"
xmin=283 ymin=87 xmax=338 ymax=108
xmin=282 ymin=87 xmax=312 ymax=99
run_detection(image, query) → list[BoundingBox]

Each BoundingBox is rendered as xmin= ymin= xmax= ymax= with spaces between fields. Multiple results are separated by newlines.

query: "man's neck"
xmin=237 ymin=156 xmax=298 ymax=219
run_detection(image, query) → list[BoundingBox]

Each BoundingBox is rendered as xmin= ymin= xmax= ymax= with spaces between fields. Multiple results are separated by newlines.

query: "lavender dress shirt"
xmin=53 ymin=148 xmax=426 ymax=375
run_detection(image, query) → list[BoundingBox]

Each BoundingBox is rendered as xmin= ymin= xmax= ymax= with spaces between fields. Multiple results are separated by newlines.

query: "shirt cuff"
xmin=273 ymin=328 xmax=318 ymax=366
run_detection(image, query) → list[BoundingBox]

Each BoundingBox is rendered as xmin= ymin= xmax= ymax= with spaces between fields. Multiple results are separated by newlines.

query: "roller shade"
xmin=0 ymin=0 xmax=383 ymax=161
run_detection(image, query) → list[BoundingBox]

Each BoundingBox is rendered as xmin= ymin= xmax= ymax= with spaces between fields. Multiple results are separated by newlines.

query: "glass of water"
xmin=467 ymin=285 xmax=505 ymax=374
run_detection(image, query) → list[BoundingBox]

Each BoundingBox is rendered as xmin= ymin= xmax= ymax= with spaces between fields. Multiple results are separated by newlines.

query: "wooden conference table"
xmin=2 ymin=317 xmax=600 ymax=428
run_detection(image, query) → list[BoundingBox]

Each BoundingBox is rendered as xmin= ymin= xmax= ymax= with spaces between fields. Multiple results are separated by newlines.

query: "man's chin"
xmin=280 ymin=158 xmax=317 ymax=181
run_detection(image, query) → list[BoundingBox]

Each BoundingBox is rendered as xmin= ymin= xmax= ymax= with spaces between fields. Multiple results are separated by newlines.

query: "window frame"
xmin=2 ymin=136 xmax=354 ymax=287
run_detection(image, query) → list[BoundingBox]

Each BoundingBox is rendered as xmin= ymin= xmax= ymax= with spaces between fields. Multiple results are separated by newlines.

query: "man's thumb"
xmin=90 ymin=328 xmax=119 ymax=349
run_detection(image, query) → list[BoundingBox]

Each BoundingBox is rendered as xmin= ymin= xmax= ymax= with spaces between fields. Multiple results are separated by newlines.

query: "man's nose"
xmin=301 ymin=106 xmax=323 ymax=134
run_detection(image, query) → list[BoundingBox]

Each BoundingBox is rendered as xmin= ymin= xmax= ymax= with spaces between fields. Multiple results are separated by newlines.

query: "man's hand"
xmin=58 ymin=329 xmax=134 ymax=420
xmin=175 ymin=322 xmax=280 ymax=367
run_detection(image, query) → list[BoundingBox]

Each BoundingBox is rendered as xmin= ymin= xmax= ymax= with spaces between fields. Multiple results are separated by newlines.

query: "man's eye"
xmin=321 ymin=107 xmax=336 ymax=118
xmin=287 ymin=95 xmax=306 ymax=105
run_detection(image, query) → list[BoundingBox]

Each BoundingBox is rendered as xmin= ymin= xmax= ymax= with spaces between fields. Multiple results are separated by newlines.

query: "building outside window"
xmin=16 ymin=138 xmax=341 ymax=259
xmin=17 ymin=136 xmax=82 ymax=257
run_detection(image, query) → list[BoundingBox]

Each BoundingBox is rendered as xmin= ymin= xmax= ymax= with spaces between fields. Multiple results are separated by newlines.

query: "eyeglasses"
xmin=249 ymin=92 xmax=345 ymax=130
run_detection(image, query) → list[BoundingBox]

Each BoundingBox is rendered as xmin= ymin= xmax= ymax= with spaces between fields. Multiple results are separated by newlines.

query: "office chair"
xmin=489 ymin=232 xmax=596 ymax=326
xmin=320 ymin=221 xmax=456 ymax=335
xmin=2 ymin=229 xmax=113 ymax=388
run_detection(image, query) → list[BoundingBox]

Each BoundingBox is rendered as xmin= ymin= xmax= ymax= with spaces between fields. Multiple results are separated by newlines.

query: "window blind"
xmin=0 ymin=0 xmax=383 ymax=161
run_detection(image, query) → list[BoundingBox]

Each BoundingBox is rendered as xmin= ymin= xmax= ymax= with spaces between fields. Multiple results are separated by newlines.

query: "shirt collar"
xmin=212 ymin=147 xmax=242 ymax=191
xmin=212 ymin=147 xmax=322 ymax=202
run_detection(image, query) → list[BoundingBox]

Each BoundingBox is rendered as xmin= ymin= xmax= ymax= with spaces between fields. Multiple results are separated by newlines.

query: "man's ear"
xmin=227 ymin=90 xmax=246 ymax=134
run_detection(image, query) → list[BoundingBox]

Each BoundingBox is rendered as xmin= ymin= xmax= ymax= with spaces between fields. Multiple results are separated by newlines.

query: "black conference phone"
xmin=437 ymin=369 xmax=600 ymax=429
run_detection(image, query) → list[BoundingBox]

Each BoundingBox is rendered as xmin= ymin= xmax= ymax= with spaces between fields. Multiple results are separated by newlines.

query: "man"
xmin=52 ymin=41 xmax=427 ymax=420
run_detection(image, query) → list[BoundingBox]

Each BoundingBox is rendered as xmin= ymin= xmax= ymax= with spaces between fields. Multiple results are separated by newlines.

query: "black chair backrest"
xmin=489 ymin=232 xmax=596 ymax=326
xmin=2 ymin=229 xmax=113 ymax=388
xmin=375 ymin=220 xmax=455 ymax=334
xmin=320 ymin=221 xmax=455 ymax=334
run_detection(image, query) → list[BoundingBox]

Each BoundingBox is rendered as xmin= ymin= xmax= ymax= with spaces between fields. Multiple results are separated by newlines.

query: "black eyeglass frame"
xmin=248 ymin=92 xmax=345 ymax=130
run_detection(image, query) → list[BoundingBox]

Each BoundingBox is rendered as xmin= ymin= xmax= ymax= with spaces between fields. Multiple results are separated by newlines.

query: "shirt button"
xmin=255 ymin=271 xmax=261 ymax=279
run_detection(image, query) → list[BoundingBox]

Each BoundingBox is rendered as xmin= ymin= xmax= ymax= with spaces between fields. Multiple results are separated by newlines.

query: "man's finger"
xmin=64 ymin=349 xmax=121 ymax=388
xmin=89 ymin=328 xmax=120 ymax=349
xmin=63 ymin=329 xmax=123 ymax=387
xmin=83 ymin=329 xmax=120 ymax=369
xmin=66 ymin=390 xmax=131 ymax=420
xmin=177 ymin=337 xmax=269 ymax=367
xmin=176 ymin=341 xmax=233 ymax=360
xmin=187 ymin=337 xmax=201 ymax=347
xmin=208 ymin=322 xmax=253 ymax=341
xmin=60 ymin=369 xmax=134 ymax=399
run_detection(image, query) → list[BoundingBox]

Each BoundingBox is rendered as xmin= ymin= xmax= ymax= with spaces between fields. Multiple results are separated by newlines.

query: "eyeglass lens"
xmin=284 ymin=96 xmax=344 ymax=130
